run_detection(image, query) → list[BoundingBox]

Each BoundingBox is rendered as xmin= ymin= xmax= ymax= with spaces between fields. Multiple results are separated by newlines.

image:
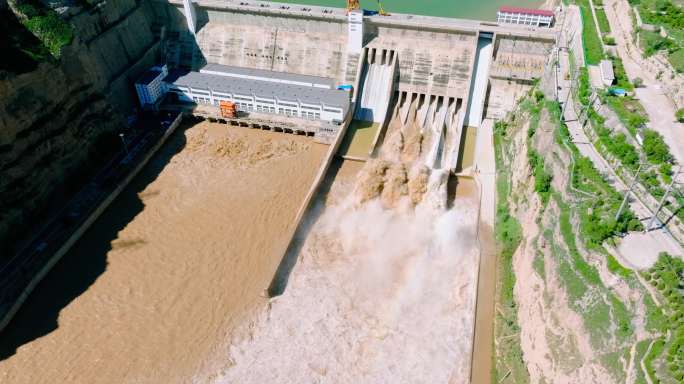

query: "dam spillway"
xmin=150 ymin=0 xmax=555 ymax=170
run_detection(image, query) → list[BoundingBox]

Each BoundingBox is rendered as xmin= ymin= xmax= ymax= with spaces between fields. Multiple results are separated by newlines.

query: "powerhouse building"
xmin=162 ymin=64 xmax=350 ymax=123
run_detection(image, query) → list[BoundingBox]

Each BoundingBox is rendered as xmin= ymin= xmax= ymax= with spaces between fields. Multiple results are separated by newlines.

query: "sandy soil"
xmin=0 ymin=122 xmax=326 ymax=384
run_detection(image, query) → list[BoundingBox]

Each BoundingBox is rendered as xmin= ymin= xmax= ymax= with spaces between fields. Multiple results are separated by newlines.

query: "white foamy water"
xmin=201 ymin=165 xmax=479 ymax=383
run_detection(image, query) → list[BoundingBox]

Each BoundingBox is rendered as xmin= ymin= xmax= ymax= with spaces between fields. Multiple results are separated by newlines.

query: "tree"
xmin=676 ymin=108 xmax=684 ymax=122
xmin=633 ymin=77 xmax=644 ymax=88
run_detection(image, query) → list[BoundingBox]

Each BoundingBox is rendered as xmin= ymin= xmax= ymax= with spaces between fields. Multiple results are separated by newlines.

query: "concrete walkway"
xmin=470 ymin=117 xmax=496 ymax=384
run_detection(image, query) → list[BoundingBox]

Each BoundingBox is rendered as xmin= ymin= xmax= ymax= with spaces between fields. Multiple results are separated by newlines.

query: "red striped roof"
xmin=498 ymin=6 xmax=554 ymax=17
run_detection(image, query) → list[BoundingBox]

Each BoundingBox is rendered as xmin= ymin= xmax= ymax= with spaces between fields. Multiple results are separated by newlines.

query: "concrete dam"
xmin=0 ymin=1 xmax=558 ymax=382
xmin=151 ymin=0 xmax=556 ymax=168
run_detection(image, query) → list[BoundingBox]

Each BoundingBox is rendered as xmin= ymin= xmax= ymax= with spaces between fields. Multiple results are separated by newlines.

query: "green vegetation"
xmin=528 ymin=148 xmax=553 ymax=205
xmin=642 ymin=129 xmax=674 ymax=164
xmin=640 ymin=29 xmax=676 ymax=57
xmin=638 ymin=0 xmax=684 ymax=32
xmin=11 ymin=0 xmax=73 ymax=58
xmin=669 ymin=48 xmax=684 ymax=73
xmin=634 ymin=0 xmax=684 ymax=72
xmin=644 ymin=338 xmax=666 ymax=383
xmin=643 ymin=253 xmax=684 ymax=382
xmin=595 ymin=7 xmax=611 ymax=34
xmin=576 ymin=0 xmax=605 ymax=64
xmin=533 ymin=251 xmax=546 ymax=279
xmin=597 ymin=124 xmax=640 ymax=169
xmin=551 ymin=101 xmax=643 ymax=241
xmin=493 ymin=119 xmax=530 ymax=383
xmin=611 ymin=57 xmax=635 ymax=90
xmin=578 ymin=67 xmax=592 ymax=106
xmin=0 ymin=9 xmax=47 ymax=72
xmin=676 ymin=108 xmax=684 ymax=122
xmin=606 ymin=253 xmax=634 ymax=279
xmin=495 ymin=120 xmax=524 ymax=306
xmin=603 ymin=96 xmax=647 ymax=136
xmin=644 ymin=293 xmax=667 ymax=333
xmin=497 ymin=85 xmax=650 ymax=379
xmin=635 ymin=339 xmax=653 ymax=384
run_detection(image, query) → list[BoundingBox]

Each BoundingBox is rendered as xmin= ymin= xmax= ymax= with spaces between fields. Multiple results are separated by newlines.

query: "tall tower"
xmin=348 ymin=9 xmax=364 ymax=54
xmin=183 ymin=0 xmax=197 ymax=35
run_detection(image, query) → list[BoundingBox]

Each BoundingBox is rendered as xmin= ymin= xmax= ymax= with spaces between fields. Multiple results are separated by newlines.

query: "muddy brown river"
xmin=0 ymin=116 xmax=481 ymax=383
xmin=0 ymin=122 xmax=326 ymax=383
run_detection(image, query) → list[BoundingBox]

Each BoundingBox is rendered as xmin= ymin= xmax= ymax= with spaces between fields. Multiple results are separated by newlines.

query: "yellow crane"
xmin=346 ymin=0 xmax=389 ymax=16
xmin=346 ymin=0 xmax=360 ymax=12
xmin=377 ymin=0 xmax=389 ymax=16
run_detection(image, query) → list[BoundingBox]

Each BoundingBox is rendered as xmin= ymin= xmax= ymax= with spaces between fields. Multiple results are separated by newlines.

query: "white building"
xmin=496 ymin=6 xmax=554 ymax=28
xmin=600 ymin=59 xmax=615 ymax=87
xmin=134 ymin=64 xmax=168 ymax=107
xmin=164 ymin=64 xmax=350 ymax=123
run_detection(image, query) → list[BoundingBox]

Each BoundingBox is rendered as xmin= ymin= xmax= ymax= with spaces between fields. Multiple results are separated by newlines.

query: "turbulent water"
xmin=0 ymin=104 xmax=480 ymax=383
xmin=200 ymin=103 xmax=480 ymax=383
xmin=0 ymin=123 xmax=327 ymax=384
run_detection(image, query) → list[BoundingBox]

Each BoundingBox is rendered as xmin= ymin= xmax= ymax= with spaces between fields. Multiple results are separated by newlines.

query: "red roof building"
xmin=497 ymin=6 xmax=555 ymax=28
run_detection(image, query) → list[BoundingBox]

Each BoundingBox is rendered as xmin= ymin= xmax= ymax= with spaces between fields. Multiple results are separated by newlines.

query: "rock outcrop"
xmin=0 ymin=1 xmax=160 ymax=254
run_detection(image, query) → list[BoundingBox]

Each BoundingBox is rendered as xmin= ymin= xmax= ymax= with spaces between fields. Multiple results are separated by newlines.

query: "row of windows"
xmin=188 ymin=95 xmax=340 ymax=121
xmin=498 ymin=17 xmax=547 ymax=26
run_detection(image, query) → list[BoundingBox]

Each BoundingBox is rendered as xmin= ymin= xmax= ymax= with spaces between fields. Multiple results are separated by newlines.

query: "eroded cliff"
xmin=0 ymin=0 xmax=160 ymax=254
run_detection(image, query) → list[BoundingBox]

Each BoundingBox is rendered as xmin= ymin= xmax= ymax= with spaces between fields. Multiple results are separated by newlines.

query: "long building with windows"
xmin=496 ymin=6 xmax=554 ymax=28
xmin=162 ymin=64 xmax=350 ymax=123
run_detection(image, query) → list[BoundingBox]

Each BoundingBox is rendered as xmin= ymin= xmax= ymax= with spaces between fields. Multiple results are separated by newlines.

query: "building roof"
xmin=199 ymin=63 xmax=336 ymax=89
xmin=136 ymin=69 xmax=163 ymax=86
xmin=600 ymin=59 xmax=615 ymax=80
xmin=498 ymin=6 xmax=554 ymax=17
xmin=164 ymin=69 xmax=350 ymax=111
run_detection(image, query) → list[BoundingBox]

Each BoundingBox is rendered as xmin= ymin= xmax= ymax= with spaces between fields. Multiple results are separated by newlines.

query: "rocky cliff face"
xmin=0 ymin=0 xmax=160 ymax=254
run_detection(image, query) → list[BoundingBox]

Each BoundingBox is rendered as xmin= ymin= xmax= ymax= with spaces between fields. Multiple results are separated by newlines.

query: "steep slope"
xmin=493 ymin=92 xmax=665 ymax=383
xmin=0 ymin=1 xmax=160 ymax=255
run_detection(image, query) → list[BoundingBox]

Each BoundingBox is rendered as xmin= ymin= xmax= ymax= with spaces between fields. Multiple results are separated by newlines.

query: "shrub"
xmin=676 ymin=108 xmax=684 ymax=122
xmin=633 ymin=77 xmax=644 ymax=88
xmin=642 ymin=129 xmax=674 ymax=164
xmin=14 ymin=0 xmax=73 ymax=58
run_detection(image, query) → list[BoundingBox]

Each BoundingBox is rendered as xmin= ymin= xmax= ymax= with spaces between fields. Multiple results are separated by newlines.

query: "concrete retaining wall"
xmin=267 ymin=111 xmax=352 ymax=296
xmin=0 ymin=114 xmax=183 ymax=333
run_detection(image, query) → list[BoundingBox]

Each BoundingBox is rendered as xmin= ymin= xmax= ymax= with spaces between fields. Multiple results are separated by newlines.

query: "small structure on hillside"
xmin=496 ymin=6 xmax=554 ymax=28
xmin=600 ymin=59 xmax=615 ymax=87
xmin=134 ymin=64 xmax=168 ymax=108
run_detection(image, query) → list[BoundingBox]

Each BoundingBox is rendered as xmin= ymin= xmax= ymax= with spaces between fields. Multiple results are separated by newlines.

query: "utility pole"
xmin=615 ymin=163 xmax=643 ymax=221
xmin=646 ymin=166 xmax=680 ymax=231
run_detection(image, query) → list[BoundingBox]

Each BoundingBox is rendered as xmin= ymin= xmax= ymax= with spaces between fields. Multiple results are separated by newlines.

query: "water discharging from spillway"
xmin=201 ymin=99 xmax=479 ymax=383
